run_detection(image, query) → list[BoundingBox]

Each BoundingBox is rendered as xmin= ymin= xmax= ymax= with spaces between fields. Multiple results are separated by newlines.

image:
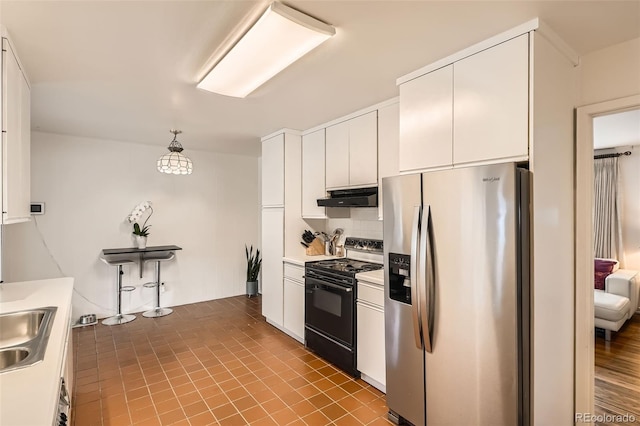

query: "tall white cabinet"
xmin=261 ymin=130 xmax=306 ymax=333
xmin=301 ymin=129 xmax=326 ymax=219
xmin=377 ymin=101 xmax=399 ymax=220
xmin=261 ymin=207 xmax=284 ymax=325
xmin=261 ymin=134 xmax=284 ymax=207
xmin=1 ymin=32 xmax=31 ymax=224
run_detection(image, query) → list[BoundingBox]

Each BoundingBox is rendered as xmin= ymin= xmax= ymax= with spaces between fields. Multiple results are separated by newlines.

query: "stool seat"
xmin=142 ymin=253 xmax=175 ymax=318
xmin=100 ymin=256 xmax=137 ymax=326
xmin=100 ymin=257 xmax=135 ymax=267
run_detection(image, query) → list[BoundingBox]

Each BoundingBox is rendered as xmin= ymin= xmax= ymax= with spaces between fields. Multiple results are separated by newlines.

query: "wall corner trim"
xmin=536 ymin=21 xmax=580 ymax=67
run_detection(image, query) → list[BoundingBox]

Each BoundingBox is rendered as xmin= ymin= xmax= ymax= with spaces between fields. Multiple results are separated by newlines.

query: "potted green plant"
xmin=245 ymin=245 xmax=261 ymax=297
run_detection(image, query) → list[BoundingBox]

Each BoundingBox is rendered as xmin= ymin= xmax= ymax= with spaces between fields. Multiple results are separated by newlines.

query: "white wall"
xmin=4 ymin=132 xmax=260 ymax=321
xmin=326 ymin=208 xmax=383 ymax=245
xmin=580 ymin=37 xmax=640 ymax=106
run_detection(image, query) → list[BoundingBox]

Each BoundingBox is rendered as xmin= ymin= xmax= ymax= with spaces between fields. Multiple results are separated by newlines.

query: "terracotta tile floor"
xmin=72 ymin=295 xmax=393 ymax=425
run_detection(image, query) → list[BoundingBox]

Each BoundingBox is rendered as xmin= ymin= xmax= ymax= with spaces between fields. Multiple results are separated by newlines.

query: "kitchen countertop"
xmin=0 ymin=277 xmax=74 ymax=426
xmin=282 ymin=254 xmax=342 ymax=267
xmin=356 ymin=269 xmax=384 ymax=286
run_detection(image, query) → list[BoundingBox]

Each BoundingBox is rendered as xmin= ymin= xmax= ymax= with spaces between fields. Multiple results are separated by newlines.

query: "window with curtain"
xmin=593 ymin=156 xmax=624 ymax=265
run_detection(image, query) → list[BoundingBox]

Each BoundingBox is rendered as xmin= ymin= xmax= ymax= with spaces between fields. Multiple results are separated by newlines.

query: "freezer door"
xmin=422 ymin=163 xmax=521 ymax=426
xmin=382 ymin=174 xmax=425 ymax=426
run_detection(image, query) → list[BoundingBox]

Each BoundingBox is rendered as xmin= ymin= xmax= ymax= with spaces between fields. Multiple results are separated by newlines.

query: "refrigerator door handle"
xmin=410 ymin=205 xmax=423 ymax=350
xmin=420 ymin=205 xmax=435 ymax=353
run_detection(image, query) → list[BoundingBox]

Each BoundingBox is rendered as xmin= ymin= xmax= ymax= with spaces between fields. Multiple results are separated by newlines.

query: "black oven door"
xmin=305 ymin=270 xmax=354 ymax=346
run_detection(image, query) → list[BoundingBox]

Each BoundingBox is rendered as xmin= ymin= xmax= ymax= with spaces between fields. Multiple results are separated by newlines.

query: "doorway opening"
xmin=575 ymin=94 xmax=640 ymax=420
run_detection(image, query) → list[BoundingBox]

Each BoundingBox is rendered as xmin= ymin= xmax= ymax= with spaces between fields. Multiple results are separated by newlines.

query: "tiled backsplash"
xmin=326 ymin=208 xmax=383 ymax=243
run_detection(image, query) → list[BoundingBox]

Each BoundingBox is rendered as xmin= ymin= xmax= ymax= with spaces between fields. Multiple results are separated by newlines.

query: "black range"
xmin=304 ymin=239 xmax=383 ymax=376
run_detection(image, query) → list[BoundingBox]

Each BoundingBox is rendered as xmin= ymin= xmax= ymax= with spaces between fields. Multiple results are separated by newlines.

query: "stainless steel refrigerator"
xmin=383 ymin=163 xmax=530 ymax=426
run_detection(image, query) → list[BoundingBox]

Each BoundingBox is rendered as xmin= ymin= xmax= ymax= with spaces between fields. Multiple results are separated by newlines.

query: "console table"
xmin=101 ymin=245 xmax=182 ymax=278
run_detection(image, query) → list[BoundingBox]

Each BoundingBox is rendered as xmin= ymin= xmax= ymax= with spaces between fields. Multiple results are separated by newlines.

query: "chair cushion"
xmin=594 ymin=290 xmax=630 ymax=322
xmin=595 ymin=259 xmax=618 ymax=290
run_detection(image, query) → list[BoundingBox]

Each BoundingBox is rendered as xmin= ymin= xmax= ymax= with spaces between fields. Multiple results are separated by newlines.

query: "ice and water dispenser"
xmin=388 ymin=253 xmax=412 ymax=304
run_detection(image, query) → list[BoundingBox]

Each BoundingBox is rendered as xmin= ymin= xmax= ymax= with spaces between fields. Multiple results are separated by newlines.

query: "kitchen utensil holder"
xmin=305 ymin=238 xmax=325 ymax=256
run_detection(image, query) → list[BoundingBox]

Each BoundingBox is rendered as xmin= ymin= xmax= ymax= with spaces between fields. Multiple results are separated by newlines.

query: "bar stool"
xmin=142 ymin=252 xmax=175 ymax=318
xmin=100 ymin=256 xmax=137 ymax=325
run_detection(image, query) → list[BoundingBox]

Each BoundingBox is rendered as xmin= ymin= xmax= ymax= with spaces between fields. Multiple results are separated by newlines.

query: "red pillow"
xmin=594 ymin=259 xmax=617 ymax=290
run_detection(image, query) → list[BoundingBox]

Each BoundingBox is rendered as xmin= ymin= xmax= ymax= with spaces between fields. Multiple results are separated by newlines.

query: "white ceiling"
xmin=2 ymin=1 xmax=639 ymax=157
xmin=594 ymin=109 xmax=640 ymax=149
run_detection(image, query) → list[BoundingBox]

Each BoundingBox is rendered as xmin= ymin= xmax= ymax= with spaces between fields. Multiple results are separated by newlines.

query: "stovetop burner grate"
xmin=308 ymin=258 xmax=383 ymax=275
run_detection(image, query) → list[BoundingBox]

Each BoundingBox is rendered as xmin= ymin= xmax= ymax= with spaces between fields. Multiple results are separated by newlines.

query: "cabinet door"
xmin=357 ymin=302 xmax=386 ymax=387
xmin=453 ymin=34 xmax=529 ymax=164
xmin=302 ymin=129 xmax=326 ymax=218
xmin=2 ymin=39 xmax=30 ymax=223
xmin=399 ymin=65 xmax=453 ymax=172
xmin=349 ymin=111 xmax=378 ymax=187
xmin=283 ymin=278 xmax=304 ymax=342
xmin=18 ymin=71 xmax=30 ymax=220
xmin=377 ymin=102 xmax=399 ymax=220
xmin=325 ymin=120 xmax=349 ymax=189
xmin=261 ymin=208 xmax=284 ymax=326
xmin=261 ymin=134 xmax=285 ymax=207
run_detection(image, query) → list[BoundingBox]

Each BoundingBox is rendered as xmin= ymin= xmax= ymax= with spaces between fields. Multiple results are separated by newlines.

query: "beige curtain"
xmin=593 ymin=157 xmax=624 ymax=265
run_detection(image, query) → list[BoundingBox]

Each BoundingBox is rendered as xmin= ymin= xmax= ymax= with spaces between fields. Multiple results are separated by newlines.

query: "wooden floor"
xmin=594 ymin=314 xmax=640 ymax=425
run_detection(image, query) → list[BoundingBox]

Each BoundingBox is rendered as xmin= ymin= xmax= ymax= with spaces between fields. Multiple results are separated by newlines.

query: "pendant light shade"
xmin=157 ymin=130 xmax=193 ymax=175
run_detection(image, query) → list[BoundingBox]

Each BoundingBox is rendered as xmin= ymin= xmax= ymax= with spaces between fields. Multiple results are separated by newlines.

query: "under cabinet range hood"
xmin=317 ymin=187 xmax=378 ymax=208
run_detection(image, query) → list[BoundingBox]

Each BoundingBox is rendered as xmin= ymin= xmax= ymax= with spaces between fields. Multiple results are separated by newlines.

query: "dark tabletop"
xmin=102 ymin=245 xmax=182 ymax=256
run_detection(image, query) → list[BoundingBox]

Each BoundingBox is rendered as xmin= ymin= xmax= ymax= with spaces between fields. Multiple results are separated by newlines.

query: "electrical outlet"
xmin=160 ymin=282 xmax=166 ymax=293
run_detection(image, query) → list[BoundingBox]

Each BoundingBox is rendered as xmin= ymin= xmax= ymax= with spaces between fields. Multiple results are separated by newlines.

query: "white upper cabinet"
xmin=398 ymin=32 xmax=530 ymax=172
xmin=261 ymin=133 xmax=285 ymax=207
xmin=2 ymin=35 xmax=31 ymax=224
xmin=325 ymin=120 xmax=349 ymax=189
xmin=325 ymin=111 xmax=378 ymax=189
xmin=399 ymin=66 xmax=453 ymax=172
xmin=453 ymin=34 xmax=529 ymax=164
xmin=302 ymin=129 xmax=326 ymax=218
xmin=349 ymin=111 xmax=378 ymax=187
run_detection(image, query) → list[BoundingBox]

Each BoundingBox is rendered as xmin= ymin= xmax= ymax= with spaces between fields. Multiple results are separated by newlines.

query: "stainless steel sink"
xmin=0 ymin=348 xmax=30 ymax=369
xmin=0 ymin=310 xmax=47 ymax=347
xmin=0 ymin=307 xmax=57 ymax=373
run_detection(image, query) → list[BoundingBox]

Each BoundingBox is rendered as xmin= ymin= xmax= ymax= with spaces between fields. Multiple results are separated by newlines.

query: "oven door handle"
xmin=311 ymin=282 xmax=352 ymax=293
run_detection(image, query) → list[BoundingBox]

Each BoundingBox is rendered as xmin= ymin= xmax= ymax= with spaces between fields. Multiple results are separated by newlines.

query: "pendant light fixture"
xmin=157 ymin=130 xmax=193 ymax=175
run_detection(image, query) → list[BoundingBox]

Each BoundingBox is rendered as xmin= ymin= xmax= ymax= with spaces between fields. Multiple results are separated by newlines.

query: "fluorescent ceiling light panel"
xmin=197 ymin=2 xmax=335 ymax=98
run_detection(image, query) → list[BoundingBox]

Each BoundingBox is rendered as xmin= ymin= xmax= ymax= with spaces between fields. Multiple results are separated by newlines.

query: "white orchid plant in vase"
xmin=127 ymin=201 xmax=153 ymax=249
